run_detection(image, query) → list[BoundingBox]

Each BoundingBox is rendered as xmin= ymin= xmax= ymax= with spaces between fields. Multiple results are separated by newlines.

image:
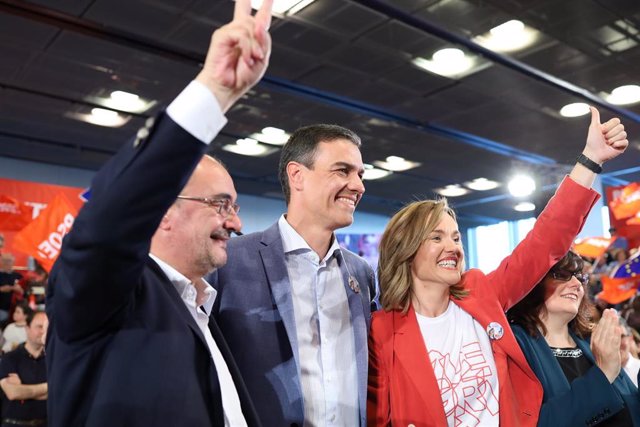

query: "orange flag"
xmin=0 ymin=195 xmax=34 ymax=231
xmin=610 ymin=182 xmax=640 ymax=220
xmin=573 ymin=236 xmax=617 ymax=259
xmin=12 ymin=193 xmax=78 ymax=272
xmin=626 ymin=213 xmax=640 ymax=226
xmin=597 ymin=275 xmax=639 ymax=305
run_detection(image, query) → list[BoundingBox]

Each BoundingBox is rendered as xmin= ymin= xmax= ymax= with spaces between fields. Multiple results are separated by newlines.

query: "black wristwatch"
xmin=576 ymin=153 xmax=602 ymax=174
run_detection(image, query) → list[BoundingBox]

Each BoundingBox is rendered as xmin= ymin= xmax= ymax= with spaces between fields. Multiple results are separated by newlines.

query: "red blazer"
xmin=368 ymin=177 xmax=599 ymax=427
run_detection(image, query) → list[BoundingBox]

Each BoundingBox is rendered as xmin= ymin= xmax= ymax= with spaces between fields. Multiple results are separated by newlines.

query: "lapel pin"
xmin=486 ymin=322 xmax=504 ymax=340
xmin=349 ymin=276 xmax=360 ymax=293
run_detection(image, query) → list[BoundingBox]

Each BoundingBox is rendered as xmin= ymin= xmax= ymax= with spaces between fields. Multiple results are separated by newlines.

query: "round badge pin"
xmin=486 ymin=322 xmax=504 ymax=340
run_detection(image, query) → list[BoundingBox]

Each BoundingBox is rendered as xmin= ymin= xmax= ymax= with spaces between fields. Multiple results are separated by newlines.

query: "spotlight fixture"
xmin=559 ymin=102 xmax=590 ymax=118
xmin=373 ymin=156 xmax=420 ymax=172
xmin=222 ymin=138 xmax=278 ymax=157
xmin=435 ymin=184 xmax=470 ymax=197
xmin=412 ymin=48 xmax=474 ymax=78
xmin=362 ymin=164 xmax=391 ymax=180
xmin=514 ymin=202 xmax=536 ymax=212
xmin=87 ymin=90 xmax=155 ymax=114
xmin=606 ymin=85 xmax=640 ymax=106
xmin=66 ymin=107 xmax=130 ymax=127
xmin=473 ymin=20 xmax=540 ymax=53
xmin=508 ymin=175 xmax=536 ymax=197
xmin=241 ymin=0 xmax=315 ymax=15
xmin=249 ymin=126 xmax=290 ymax=146
xmin=464 ymin=177 xmax=500 ymax=191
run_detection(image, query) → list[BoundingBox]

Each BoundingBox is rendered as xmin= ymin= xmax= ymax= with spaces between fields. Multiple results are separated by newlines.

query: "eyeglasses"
xmin=176 ymin=195 xmax=240 ymax=216
xmin=550 ymin=270 xmax=589 ymax=286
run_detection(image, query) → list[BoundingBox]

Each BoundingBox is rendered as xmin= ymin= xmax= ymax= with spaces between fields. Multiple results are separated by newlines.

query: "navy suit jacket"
xmin=210 ymin=222 xmax=375 ymax=426
xmin=46 ymin=113 xmax=260 ymax=427
xmin=512 ymin=324 xmax=640 ymax=427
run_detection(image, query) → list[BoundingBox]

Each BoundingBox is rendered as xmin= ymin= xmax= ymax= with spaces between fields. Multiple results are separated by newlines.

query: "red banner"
xmin=0 ymin=178 xmax=85 ymax=268
xmin=12 ymin=194 xmax=78 ymax=272
xmin=0 ymin=195 xmax=34 ymax=231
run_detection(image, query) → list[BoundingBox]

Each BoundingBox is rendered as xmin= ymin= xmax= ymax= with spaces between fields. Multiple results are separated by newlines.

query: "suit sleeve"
xmin=50 ymin=112 xmax=210 ymax=342
xmin=485 ymin=177 xmax=599 ymax=310
xmin=367 ymin=315 xmax=391 ymax=426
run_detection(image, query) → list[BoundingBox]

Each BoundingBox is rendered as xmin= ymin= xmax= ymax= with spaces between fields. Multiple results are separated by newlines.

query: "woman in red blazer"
xmin=367 ymin=108 xmax=628 ymax=427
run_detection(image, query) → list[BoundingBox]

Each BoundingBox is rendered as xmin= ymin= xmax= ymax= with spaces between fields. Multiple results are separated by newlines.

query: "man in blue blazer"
xmin=211 ymin=124 xmax=376 ymax=426
xmin=45 ymin=1 xmax=273 ymax=426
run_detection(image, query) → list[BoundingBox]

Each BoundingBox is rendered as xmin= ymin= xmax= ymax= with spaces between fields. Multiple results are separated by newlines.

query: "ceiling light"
xmin=412 ymin=48 xmax=474 ymax=78
xmin=514 ymin=202 xmax=536 ymax=212
xmin=110 ymin=91 xmax=144 ymax=109
xmin=606 ymin=85 xmax=640 ymax=105
xmin=373 ymin=156 xmax=421 ymax=172
xmin=559 ymin=102 xmax=590 ymax=117
xmin=91 ymin=108 xmax=118 ymax=121
xmin=508 ymin=175 xmax=536 ymax=197
xmin=244 ymin=0 xmax=315 ymax=15
xmin=222 ymin=138 xmax=278 ymax=157
xmin=473 ymin=20 xmax=540 ymax=53
xmin=435 ymin=184 xmax=470 ymax=197
xmin=249 ymin=126 xmax=290 ymax=146
xmin=86 ymin=90 xmax=155 ymax=114
xmin=464 ymin=177 xmax=500 ymax=191
xmin=490 ymin=20 xmax=525 ymax=37
xmin=363 ymin=164 xmax=391 ymax=180
xmin=65 ymin=108 xmax=130 ymax=127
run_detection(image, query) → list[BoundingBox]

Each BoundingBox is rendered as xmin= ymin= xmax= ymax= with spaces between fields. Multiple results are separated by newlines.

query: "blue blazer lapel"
xmin=337 ymin=251 xmax=368 ymax=423
xmin=528 ymin=331 xmax=572 ymax=400
xmin=259 ymin=223 xmax=301 ymax=376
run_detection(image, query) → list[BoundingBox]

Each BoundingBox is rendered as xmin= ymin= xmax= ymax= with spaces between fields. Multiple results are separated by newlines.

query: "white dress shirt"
xmin=150 ymin=254 xmax=247 ymax=427
xmin=166 ymin=80 xmax=227 ymax=145
xmin=278 ymin=215 xmax=359 ymax=427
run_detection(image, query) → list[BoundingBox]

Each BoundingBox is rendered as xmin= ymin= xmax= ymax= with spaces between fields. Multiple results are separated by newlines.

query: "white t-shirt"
xmin=2 ymin=323 xmax=26 ymax=353
xmin=416 ymin=302 xmax=500 ymax=427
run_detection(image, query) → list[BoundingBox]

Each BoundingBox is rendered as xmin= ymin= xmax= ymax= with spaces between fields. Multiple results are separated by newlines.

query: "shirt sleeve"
xmin=166 ymin=80 xmax=228 ymax=144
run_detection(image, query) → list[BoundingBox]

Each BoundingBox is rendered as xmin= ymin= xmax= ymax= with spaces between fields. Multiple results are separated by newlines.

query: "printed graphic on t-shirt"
xmin=429 ymin=341 xmax=499 ymax=426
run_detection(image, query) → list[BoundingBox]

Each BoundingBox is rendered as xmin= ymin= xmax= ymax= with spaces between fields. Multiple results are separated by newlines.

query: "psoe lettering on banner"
xmin=37 ymin=213 xmax=75 ymax=260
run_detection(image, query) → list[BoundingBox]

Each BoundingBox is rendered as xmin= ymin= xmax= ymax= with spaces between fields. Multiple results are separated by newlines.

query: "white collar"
xmin=278 ymin=214 xmax=341 ymax=263
xmin=149 ymin=253 xmax=216 ymax=314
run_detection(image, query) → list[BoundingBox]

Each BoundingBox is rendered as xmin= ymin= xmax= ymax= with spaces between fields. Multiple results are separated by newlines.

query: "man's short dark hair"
xmin=26 ymin=310 xmax=45 ymax=327
xmin=278 ymin=124 xmax=361 ymax=204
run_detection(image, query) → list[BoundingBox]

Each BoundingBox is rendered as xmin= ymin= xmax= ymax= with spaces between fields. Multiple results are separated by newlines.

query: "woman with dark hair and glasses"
xmin=509 ymin=250 xmax=640 ymax=427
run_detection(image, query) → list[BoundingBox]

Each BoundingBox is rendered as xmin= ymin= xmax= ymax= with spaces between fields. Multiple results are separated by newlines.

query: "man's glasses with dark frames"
xmin=177 ymin=195 xmax=240 ymax=216
xmin=549 ymin=270 xmax=589 ymax=286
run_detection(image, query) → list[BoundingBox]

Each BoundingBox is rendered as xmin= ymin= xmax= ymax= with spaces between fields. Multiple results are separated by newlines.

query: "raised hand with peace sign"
xmin=196 ymin=0 xmax=274 ymax=112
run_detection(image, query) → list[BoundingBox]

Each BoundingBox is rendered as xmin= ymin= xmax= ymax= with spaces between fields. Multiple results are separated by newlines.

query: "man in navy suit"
xmin=45 ymin=1 xmax=273 ymax=426
xmin=212 ymin=124 xmax=376 ymax=426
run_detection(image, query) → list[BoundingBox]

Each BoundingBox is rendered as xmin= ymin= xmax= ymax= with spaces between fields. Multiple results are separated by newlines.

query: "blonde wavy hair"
xmin=377 ymin=199 xmax=468 ymax=313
